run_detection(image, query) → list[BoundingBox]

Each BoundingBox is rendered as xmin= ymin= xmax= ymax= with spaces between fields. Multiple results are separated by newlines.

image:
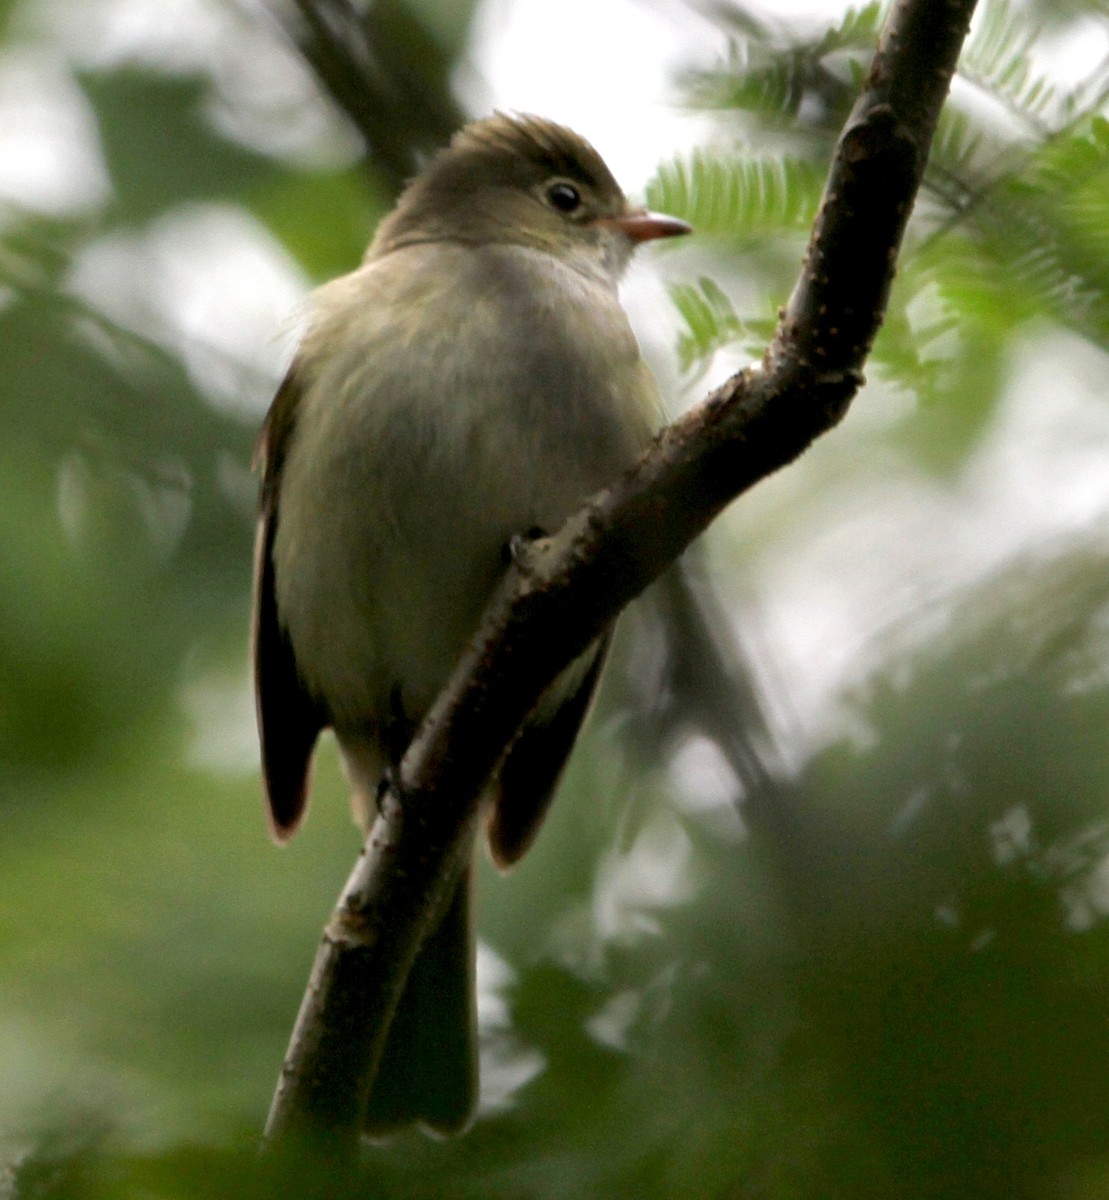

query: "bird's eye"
xmin=546 ymin=182 xmax=582 ymax=213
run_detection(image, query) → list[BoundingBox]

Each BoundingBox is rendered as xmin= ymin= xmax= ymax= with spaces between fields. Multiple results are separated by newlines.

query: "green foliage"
xmin=11 ymin=543 xmax=1109 ymax=1200
xmin=668 ymin=276 xmax=775 ymax=374
xmin=2 ymin=0 xmax=1109 ymax=1196
xmin=78 ymin=70 xmax=281 ymax=223
xmin=658 ymin=0 xmax=1109 ymax=454
xmin=960 ymin=0 xmax=1065 ymax=129
xmin=244 ymin=167 xmax=383 ymax=280
xmin=0 ymin=229 xmax=251 ymax=780
xmin=646 ymin=151 xmax=825 ymax=239
xmin=678 ymin=3 xmax=882 ymax=127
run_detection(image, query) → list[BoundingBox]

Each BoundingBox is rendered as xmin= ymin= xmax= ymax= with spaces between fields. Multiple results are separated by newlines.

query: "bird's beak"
xmin=601 ymin=210 xmax=693 ymax=243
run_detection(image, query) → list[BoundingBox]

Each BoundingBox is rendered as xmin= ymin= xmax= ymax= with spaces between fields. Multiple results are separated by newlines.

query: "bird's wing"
xmin=251 ymin=370 xmax=327 ymax=841
xmin=486 ymin=636 xmax=609 ymax=868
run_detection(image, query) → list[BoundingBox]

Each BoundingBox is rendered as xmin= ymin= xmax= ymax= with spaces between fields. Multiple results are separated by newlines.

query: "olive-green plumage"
xmin=252 ymin=113 xmax=689 ymax=1135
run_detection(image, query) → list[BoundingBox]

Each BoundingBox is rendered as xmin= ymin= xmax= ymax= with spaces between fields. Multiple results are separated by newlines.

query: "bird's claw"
xmin=505 ymin=526 xmax=548 ymax=567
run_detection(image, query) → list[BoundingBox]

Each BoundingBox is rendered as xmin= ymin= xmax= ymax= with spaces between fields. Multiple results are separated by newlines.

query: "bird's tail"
xmin=363 ymin=864 xmax=478 ymax=1136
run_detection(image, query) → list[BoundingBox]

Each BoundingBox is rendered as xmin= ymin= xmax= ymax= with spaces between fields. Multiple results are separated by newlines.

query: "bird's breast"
xmin=271 ymin=242 xmax=657 ymax=728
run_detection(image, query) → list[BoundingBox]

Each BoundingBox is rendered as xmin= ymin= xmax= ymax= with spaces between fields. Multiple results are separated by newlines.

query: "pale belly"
xmin=269 ymin=240 xmax=657 ymax=772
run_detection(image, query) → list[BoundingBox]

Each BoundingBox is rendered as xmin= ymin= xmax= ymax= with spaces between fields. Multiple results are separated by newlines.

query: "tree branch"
xmin=263 ymin=0 xmax=979 ymax=1154
xmin=264 ymin=0 xmax=465 ymax=192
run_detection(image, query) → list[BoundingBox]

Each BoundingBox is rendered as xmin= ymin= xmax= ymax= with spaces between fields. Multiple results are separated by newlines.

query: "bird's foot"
xmin=504 ymin=525 xmax=548 ymax=567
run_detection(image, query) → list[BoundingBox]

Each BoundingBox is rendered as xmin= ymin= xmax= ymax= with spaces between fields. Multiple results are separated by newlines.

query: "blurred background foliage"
xmin=1 ymin=0 xmax=1108 ymax=1196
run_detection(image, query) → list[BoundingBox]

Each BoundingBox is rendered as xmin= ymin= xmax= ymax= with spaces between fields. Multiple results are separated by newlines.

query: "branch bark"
xmin=263 ymin=0 xmax=979 ymax=1155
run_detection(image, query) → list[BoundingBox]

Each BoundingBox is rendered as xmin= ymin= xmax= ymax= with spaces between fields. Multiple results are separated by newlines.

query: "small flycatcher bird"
xmin=252 ymin=113 xmax=690 ymax=1135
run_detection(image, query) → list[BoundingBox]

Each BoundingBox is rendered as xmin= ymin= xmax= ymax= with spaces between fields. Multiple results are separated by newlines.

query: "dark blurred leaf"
xmin=0 ymin=259 xmax=253 ymax=781
xmin=79 ymin=70 xmax=282 ymax=222
xmin=273 ymin=0 xmax=470 ymax=193
xmin=243 ymin=165 xmax=381 ymax=279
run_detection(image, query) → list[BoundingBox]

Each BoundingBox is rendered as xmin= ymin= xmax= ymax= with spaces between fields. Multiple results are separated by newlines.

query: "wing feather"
xmin=251 ymin=372 xmax=327 ymax=841
xmin=486 ymin=638 xmax=609 ymax=867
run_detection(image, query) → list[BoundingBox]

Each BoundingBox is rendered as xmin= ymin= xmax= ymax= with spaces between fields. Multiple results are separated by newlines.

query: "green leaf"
xmin=646 ymin=152 xmax=824 ymax=239
xmin=678 ymin=3 xmax=882 ymax=126
xmin=79 ymin=68 xmax=281 ymax=223
xmin=669 ymin=277 xmax=772 ymax=374
xmin=960 ymin=0 xmax=1060 ymax=130
xmin=244 ymin=166 xmax=382 ymax=281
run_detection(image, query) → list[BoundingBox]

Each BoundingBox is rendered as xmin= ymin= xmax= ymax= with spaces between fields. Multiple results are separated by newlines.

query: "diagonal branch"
xmin=258 ymin=0 xmax=465 ymax=191
xmin=263 ymin=0 xmax=980 ymax=1155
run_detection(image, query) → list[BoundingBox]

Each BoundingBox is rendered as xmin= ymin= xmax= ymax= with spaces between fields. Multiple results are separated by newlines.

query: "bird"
xmin=252 ymin=112 xmax=690 ymax=1135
